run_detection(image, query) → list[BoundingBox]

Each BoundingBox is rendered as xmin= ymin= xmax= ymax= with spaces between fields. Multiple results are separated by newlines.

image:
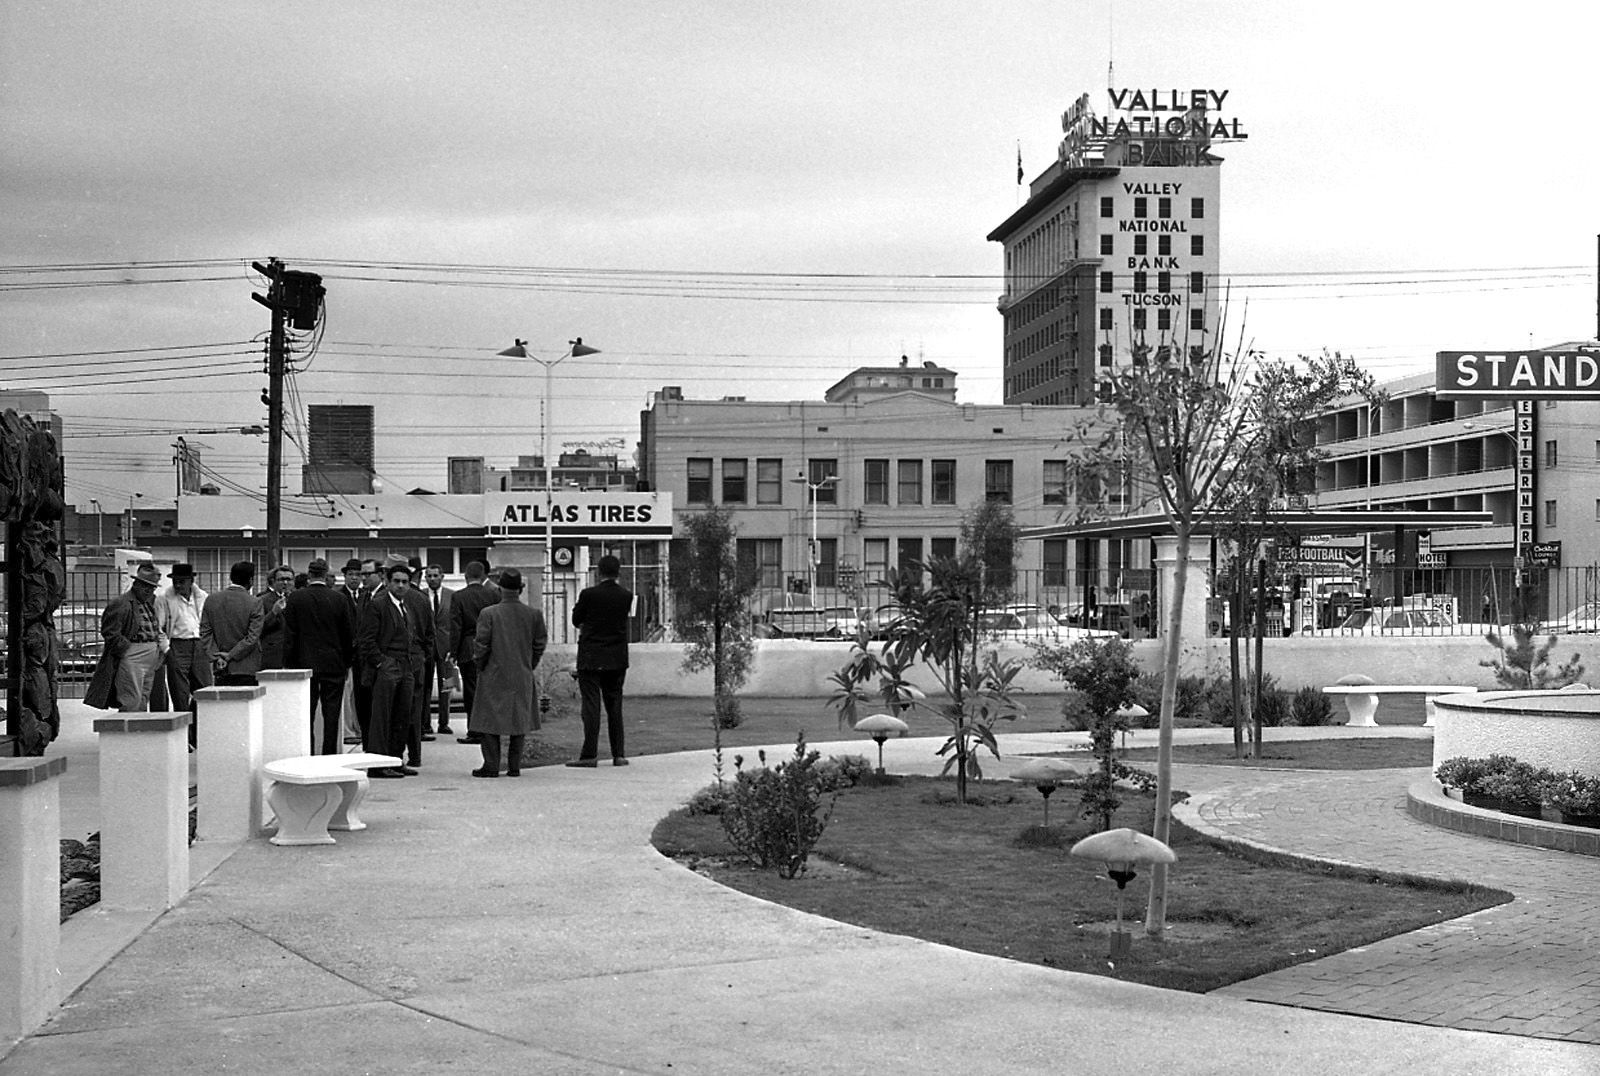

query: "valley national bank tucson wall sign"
xmin=485 ymin=490 xmax=674 ymax=539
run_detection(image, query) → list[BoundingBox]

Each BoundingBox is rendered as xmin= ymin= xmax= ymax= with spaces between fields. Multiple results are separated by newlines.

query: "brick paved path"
xmin=1176 ymin=765 xmax=1600 ymax=1043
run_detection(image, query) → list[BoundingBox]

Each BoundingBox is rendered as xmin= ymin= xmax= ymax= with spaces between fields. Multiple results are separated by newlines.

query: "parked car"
xmin=1303 ymin=608 xmax=1503 ymax=638
xmin=54 ymin=606 xmax=106 ymax=679
xmin=759 ymin=607 xmax=847 ymax=640
xmin=822 ymin=606 xmax=862 ymax=637
xmin=861 ymin=603 xmax=910 ymax=641
xmin=1547 ymin=601 xmax=1600 ymax=635
xmin=981 ymin=605 xmax=1120 ymax=643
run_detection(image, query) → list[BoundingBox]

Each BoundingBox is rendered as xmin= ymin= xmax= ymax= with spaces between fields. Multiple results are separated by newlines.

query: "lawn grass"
xmin=1110 ymin=737 xmax=1436 ymax=770
xmin=651 ymin=778 xmax=1508 ymax=993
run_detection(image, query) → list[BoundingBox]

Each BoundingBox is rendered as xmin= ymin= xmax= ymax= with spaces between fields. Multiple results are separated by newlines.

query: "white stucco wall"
xmin=1432 ymin=690 xmax=1600 ymax=773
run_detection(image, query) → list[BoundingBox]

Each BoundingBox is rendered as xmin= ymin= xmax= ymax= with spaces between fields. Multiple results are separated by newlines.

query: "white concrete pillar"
xmin=194 ymin=685 xmax=264 ymax=841
xmin=1153 ymin=534 xmax=1215 ymax=678
xmin=0 ymin=757 xmax=66 ymax=1044
xmin=94 ymin=713 xmax=190 ymax=912
xmin=257 ymin=669 xmax=312 ymax=764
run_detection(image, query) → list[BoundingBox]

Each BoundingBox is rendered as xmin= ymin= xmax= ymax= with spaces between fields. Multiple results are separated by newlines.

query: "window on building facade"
xmin=1132 ymin=309 xmax=1146 ymax=330
xmin=1157 ymin=271 xmax=1170 ymax=293
xmin=1100 ymin=195 xmax=1113 ymax=217
xmin=736 ymin=538 xmax=783 ymax=589
xmin=756 ymin=458 xmax=783 ymax=504
xmin=1157 ymin=309 xmax=1171 ymax=331
xmin=863 ymin=458 xmax=889 ymax=504
xmin=1133 ymin=271 xmax=1147 ymax=293
xmin=1190 ymin=308 xmax=1205 ymax=330
xmin=897 ymin=459 xmax=923 ymax=504
xmin=1594 ymin=498 xmax=1600 ymax=522
xmin=1191 ymin=197 xmax=1205 ymax=218
xmin=1546 ymin=500 xmax=1558 ymax=527
xmin=1098 ymin=344 xmax=1113 ymax=367
xmin=1546 ymin=440 xmax=1558 ymax=468
xmin=687 ymin=458 xmax=712 ymax=504
xmin=896 ymin=537 xmax=923 ymax=576
xmin=1043 ymin=539 xmax=1070 ymax=587
xmin=930 ymin=536 xmax=956 ymax=561
xmin=1042 ymin=460 xmax=1070 ymax=504
xmin=808 ymin=458 xmax=838 ymax=503
xmin=1099 ymin=308 xmax=1113 ymax=331
xmin=931 ymin=459 xmax=956 ymax=504
xmin=817 ymin=538 xmax=838 ymax=588
xmin=863 ymin=538 xmax=889 ymax=585
xmin=1133 ymin=235 xmax=1147 ymax=256
xmin=1100 ymin=271 xmax=1112 ymax=293
xmin=1158 ymin=196 xmax=1171 ymax=219
xmin=721 ymin=458 xmax=747 ymax=503
xmin=985 ymin=459 xmax=1014 ymax=504
xmin=1158 ymin=234 xmax=1171 ymax=256
xmin=1133 ymin=197 xmax=1147 ymax=218
xmin=1191 ymin=235 xmax=1204 ymax=256
xmin=1190 ymin=270 xmax=1204 ymax=294
xmin=423 ymin=547 xmax=457 ymax=574
xmin=1100 ymin=234 xmax=1113 ymax=255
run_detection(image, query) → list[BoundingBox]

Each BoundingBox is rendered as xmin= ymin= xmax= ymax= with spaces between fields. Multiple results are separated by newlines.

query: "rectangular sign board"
xmin=1436 ymin=350 xmax=1600 ymax=398
xmin=484 ymin=490 xmax=674 ymax=539
xmin=1528 ymin=541 xmax=1562 ymax=568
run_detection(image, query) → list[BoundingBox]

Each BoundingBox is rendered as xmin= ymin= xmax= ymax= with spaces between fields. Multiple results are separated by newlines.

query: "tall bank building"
xmin=988 ymin=90 xmax=1232 ymax=405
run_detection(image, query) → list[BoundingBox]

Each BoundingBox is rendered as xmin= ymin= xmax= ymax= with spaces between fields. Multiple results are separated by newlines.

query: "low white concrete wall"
xmin=550 ymin=631 xmax=1600 ymax=699
xmin=1433 ymin=689 xmax=1600 ymax=773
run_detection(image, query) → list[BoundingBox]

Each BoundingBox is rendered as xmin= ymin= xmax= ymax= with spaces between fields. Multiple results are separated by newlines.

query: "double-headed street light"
xmin=789 ymin=470 xmax=838 ymax=600
xmin=497 ymin=337 xmax=601 ymax=617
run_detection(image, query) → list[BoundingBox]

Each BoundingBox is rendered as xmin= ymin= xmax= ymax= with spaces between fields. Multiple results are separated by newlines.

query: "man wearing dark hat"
xmin=468 ymin=567 xmax=547 ymax=777
xmin=86 ymin=562 xmax=167 ymax=712
xmin=449 ymin=560 xmax=498 ymax=742
xmin=283 ymin=557 xmax=356 ymax=755
xmin=157 ymin=563 xmax=211 ymax=736
xmin=337 ymin=558 xmax=366 ymax=744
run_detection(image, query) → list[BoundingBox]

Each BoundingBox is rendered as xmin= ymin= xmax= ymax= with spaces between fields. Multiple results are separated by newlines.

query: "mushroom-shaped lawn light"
xmin=1069 ymin=827 xmax=1177 ymax=958
xmin=855 ymin=713 xmax=909 ymax=774
xmin=1011 ymin=758 xmax=1087 ymax=827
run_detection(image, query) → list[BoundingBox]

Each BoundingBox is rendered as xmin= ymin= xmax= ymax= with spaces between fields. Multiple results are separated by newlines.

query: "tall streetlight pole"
xmin=497 ymin=337 xmax=601 ymax=621
xmin=88 ymin=498 xmax=102 ymax=548
xmin=789 ymin=470 xmax=838 ymax=600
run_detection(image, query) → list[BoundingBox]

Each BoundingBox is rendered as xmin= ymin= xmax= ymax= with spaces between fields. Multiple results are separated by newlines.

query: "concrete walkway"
xmin=3 ymin=707 xmax=1596 ymax=1073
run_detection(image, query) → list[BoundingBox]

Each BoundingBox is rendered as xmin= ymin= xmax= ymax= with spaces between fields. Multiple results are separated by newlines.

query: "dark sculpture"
xmin=3 ymin=412 xmax=67 ymax=755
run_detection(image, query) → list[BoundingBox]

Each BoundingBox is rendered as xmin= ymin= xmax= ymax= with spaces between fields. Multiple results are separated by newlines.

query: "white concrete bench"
xmin=1321 ymin=684 xmax=1478 ymax=728
xmin=262 ymin=753 xmax=403 ymax=846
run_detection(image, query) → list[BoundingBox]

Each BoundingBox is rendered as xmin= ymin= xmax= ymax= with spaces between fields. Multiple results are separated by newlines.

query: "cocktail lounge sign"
xmin=1436 ymin=350 xmax=1600 ymax=398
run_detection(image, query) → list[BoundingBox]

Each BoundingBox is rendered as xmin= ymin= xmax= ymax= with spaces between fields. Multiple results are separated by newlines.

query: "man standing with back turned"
xmin=566 ymin=554 xmax=632 ymax=768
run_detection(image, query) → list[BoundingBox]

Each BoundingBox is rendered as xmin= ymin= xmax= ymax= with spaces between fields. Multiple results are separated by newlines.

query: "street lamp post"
xmin=88 ymin=498 xmax=102 ymax=548
xmin=789 ymin=470 xmax=838 ymax=600
xmin=497 ymin=337 xmax=601 ymax=621
xmin=124 ymin=492 xmax=142 ymax=546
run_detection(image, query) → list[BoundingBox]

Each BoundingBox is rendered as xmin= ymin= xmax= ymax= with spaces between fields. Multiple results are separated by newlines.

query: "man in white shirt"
xmin=157 ymin=563 xmax=211 ymax=743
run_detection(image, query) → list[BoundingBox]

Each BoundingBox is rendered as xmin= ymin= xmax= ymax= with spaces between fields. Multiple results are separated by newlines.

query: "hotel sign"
xmin=1436 ymin=350 xmax=1600 ymax=398
xmin=485 ymin=490 xmax=674 ymax=539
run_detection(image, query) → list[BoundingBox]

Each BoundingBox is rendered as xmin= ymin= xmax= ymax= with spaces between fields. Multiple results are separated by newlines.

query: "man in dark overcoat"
xmin=356 ymin=562 xmax=420 ymax=779
xmin=467 ymin=567 xmax=547 ymax=778
xmin=85 ymin=562 xmax=166 ymax=712
xmin=282 ymin=557 xmax=356 ymax=755
xmin=449 ymin=560 xmax=499 ymax=744
xmin=566 ymin=553 xmax=633 ymax=767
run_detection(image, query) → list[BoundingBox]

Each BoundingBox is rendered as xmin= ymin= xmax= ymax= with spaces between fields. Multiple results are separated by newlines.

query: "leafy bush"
xmin=1481 ymin=625 xmax=1584 ymax=689
xmin=1058 ymin=689 xmax=1093 ymax=731
xmin=684 ymin=782 xmax=731 ymax=816
xmin=1434 ymin=754 xmax=1520 ymax=794
xmin=714 ymin=694 xmax=743 ymax=729
xmin=1477 ymin=762 xmax=1545 ymax=810
xmin=721 ymin=735 xmax=838 ymax=878
xmin=1542 ymin=771 xmax=1600 ymax=815
xmin=1255 ymin=687 xmax=1289 ymax=728
xmin=1289 ymin=685 xmax=1335 ymax=727
xmin=815 ymin=753 xmax=872 ymax=792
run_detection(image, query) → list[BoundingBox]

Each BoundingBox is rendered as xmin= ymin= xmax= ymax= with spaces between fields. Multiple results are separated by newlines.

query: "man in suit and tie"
xmin=449 ymin=560 xmax=499 ymax=744
xmin=350 ymin=558 xmax=384 ymax=746
xmin=566 ymin=554 xmax=633 ymax=768
xmin=357 ymin=561 xmax=420 ymax=778
xmin=397 ymin=555 xmax=435 ymax=768
xmin=422 ymin=563 xmax=456 ymax=735
xmin=282 ymin=557 xmax=356 ymax=755
xmin=200 ymin=560 xmax=264 ymax=686
xmin=337 ymin=558 xmax=366 ymax=745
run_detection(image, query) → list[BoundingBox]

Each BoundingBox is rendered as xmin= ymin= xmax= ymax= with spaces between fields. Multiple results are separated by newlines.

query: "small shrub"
xmin=1434 ymin=754 xmax=1520 ymax=794
xmin=1058 ymin=689 xmax=1093 ymax=731
xmin=1543 ymin=771 xmax=1600 ymax=815
xmin=1477 ymin=761 xmax=1546 ymax=810
xmin=1255 ymin=687 xmax=1289 ymax=728
xmin=721 ymin=735 xmax=837 ymax=879
xmin=684 ymin=782 xmax=731 ymax=816
xmin=1289 ymin=685 xmax=1335 ymax=727
xmin=714 ymin=694 xmax=744 ymax=729
xmin=815 ymin=753 xmax=872 ymax=792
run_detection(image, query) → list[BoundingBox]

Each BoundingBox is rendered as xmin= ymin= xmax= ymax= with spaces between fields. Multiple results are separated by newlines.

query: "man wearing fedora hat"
xmin=467 ymin=566 xmax=546 ymax=777
xmin=85 ymin=561 xmax=168 ymax=712
xmin=157 ymin=563 xmax=211 ymax=737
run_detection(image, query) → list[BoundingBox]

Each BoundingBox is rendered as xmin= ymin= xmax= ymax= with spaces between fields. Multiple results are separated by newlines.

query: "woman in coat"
xmin=468 ymin=567 xmax=547 ymax=777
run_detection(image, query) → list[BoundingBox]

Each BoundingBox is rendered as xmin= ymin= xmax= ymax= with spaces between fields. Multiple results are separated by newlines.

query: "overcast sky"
xmin=4 ymin=1 xmax=1598 ymax=511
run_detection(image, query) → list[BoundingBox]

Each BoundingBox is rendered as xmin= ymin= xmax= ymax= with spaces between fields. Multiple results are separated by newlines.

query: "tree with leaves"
xmin=1081 ymin=318 xmax=1376 ymax=935
xmin=669 ymin=506 xmax=759 ymax=737
xmin=828 ymin=554 xmax=1024 ymax=805
xmin=1481 ymin=625 xmax=1584 ymax=689
xmin=959 ymin=498 xmax=1020 ymax=604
